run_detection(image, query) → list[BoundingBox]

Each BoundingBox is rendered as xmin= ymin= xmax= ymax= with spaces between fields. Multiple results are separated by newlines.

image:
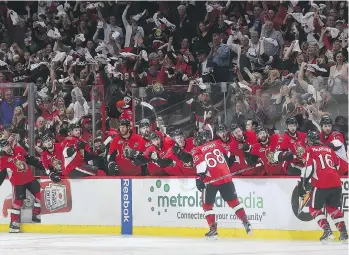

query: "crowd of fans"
xmin=0 ymin=1 xmax=347 ymax=176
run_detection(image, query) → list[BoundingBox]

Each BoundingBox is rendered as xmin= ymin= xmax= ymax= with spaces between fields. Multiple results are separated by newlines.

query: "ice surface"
xmin=0 ymin=234 xmax=347 ymax=255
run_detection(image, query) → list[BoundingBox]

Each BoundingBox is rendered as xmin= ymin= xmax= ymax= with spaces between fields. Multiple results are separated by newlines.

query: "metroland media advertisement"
xmin=131 ymin=178 xmax=348 ymax=230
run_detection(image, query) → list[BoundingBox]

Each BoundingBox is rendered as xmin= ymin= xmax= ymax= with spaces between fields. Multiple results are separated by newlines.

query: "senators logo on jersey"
xmin=296 ymin=146 xmax=305 ymax=158
xmin=14 ymin=159 xmax=27 ymax=172
xmin=52 ymin=158 xmax=62 ymax=171
xmin=266 ymin=152 xmax=277 ymax=164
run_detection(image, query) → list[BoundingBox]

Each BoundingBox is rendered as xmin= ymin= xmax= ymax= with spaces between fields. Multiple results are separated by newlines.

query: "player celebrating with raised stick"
xmin=299 ymin=131 xmax=348 ymax=243
xmin=191 ymin=131 xmax=252 ymax=239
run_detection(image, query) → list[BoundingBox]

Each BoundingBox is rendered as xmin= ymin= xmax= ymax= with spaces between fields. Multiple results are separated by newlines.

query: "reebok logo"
xmin=121 ymin=179 xmax=132 ymax=235
xmin=122 ymin=179 xmax=130 ymax=222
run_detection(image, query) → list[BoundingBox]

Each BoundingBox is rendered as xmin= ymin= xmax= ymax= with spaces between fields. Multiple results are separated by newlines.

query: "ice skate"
xmin=205 ymin=222 xmax=218 ymax=240
xmin=9 ymin=221 xmax=20 ymax=233
xmin=339 ymin=226 xmax=348 ymax=244
xmin=32 ymin=214 xmax=41 ymax=223
xmin=243 ymin=221 xmax=252 ymax=235
xmin=320 ymin=224 xmax=334 ymax=244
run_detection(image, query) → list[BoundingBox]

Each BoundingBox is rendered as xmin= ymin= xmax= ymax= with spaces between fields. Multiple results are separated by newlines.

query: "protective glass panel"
xmin=0 ymin=82 xmax=35 ymax=170
xmin=0 ymin=82 xmax=105 ymax=176
xmin=133 ymin=83 xmax=226 ymax=136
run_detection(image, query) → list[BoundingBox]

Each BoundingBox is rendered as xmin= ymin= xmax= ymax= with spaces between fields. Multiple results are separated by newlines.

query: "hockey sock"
xmin=227 ymin=200 xmax=248 ymax=223
xmin=32 ymin=192 xmax=41 ymax=215
xmin=203 ymin=203 xmax=215 ymax=226
xmin=326 ymin=206 xmax=345 ymax=231
xmin=309 ymin=207 xmax=329 ymax=230
xmin=11 ymin=200 xmax=23 ymax=222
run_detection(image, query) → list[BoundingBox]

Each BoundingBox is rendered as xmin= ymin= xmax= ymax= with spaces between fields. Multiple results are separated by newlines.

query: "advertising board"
xmin=132 ymin=178 xmax=348 ymax=231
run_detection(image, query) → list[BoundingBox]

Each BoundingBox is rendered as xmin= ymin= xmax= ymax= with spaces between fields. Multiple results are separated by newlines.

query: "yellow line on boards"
xmin=0 ymin=225 xmax=341 ymax=241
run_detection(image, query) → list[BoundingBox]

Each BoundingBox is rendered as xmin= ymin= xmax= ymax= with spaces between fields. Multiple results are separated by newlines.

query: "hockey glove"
xmin=277 ymin=151 xmax=294 ymax=162
xmin=196 ymin=174 xmax=206 ymax=192
xmin=241 ymin=144 xmax=251 ymax=152
xmin=124 ymin=148 xmax=139 ymax=159
xmin=25 ymin=155 xmax=40 ymax=167
xmin=77 ymin=141 xmax=86 ymax=150
xmin=149 ymin=152 xmax=159 ymax=161
xmin=298 ymin=181 xmax=307 ymax=198
xmin=172 ymin=143 xmax=182 ymax=156
xmin=49 ymin=172 xmax=61 ymax=183
xmin=108 ymin=161 xmax=119 ymax=176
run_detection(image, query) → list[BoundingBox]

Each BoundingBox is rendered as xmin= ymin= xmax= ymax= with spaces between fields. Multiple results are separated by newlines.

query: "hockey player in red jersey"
xmin=299 ymin=131 xmax=348 ymax=243
xmin=319 ymin=116 xmax=348 ymax=176
xmin=164 ymin=129 xmax=196 ymax=176
xmin=62 ymin=124 xmax=105 ymax=177
xmin=242 ymin=126 xmax=294 ymax=176
xmin=214 ymin=124 xmax=234 ymax=151
xmin=41 ymin=133 xmax=63 ymax=183
xmin=138 ymin=118 xmax=169 ymax=148
xmin=143 ymin=131 xmax=175 ymax=176
xmin=191 ymin=131 xmax=252 ymax=239
xmin=229 ymin=124 xmax=262 ymax=175
xmin=0 ymin=140 xmax=44 ymax=233
xmin=108 ymin=119 xmax=146 ymax=176
xmin=277 ymin=117 xmax=307 ymax=175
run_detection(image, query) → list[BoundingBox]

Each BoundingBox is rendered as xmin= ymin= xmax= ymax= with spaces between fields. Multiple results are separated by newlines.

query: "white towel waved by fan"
xmin=47 ymin=28 xmax=61 ymax=40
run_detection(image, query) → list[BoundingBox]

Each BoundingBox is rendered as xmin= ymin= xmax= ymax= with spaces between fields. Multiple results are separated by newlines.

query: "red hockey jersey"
xmin=144 ymin=139 xmax=173 ymax=176
xmin=163 ymin=137 xmax=196 ymax=176
xmin=109 ymin=133 xmax=145 ymax=176
xmin=62 ymin=136 xmax=90 ymax=176
xmin=320 ymin=131 xmax=348 ymax=176
xmin=250 ymin=134 xmax=284 ymax=176
xmin=229 ymin=130 xmax=261 ymax=175
xmin=0 ymin=146 xmax=35 ymax=185
xmin=192 ymin=140 xmax=231 ymax=186
xmin=41 ymin=143 xmax=64 ymax=174
xmin=302 ymin=145 xmax=341 ymax=188
xmin=277 ymin=131 xmax=307 ymax=173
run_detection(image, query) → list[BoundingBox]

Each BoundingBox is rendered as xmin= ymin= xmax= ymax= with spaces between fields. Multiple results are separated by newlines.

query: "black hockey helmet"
xmin=307 ymin=131 xmax=321 ymax=145
xmin=148 ymin=131 xmax=161 ymax=141
xmin=119 ymin=118 xmax=131 ymax=127
xmin=230 ymin=123 xmax=241 ymax=132
xmin=173 ymin=128 xmax=184 ymax=137
xmin=255 ymin=126 xmax=266 ymax=134
xmin=41 ymin=132 xmax=54 ymax=142
xmin=0 ymin=139 xmax=9 ymax=149
xmin=285 ymin=116 xmax=298 ymax=126
xmin=193 ymin=131 xmax=208 ymax=146
xmin=69 ymin=123 xmax=81 ymax=131
xmin=320 ymin=115 xmax=332 ymax=126
xmin=139 ymin=118 xmax=150 ymax=128
xmin=216 ymin=124 xmax=228 ymax=133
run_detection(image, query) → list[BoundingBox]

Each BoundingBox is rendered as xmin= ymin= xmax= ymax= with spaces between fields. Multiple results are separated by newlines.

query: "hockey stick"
xmin=206 ymin=123 xmax=214 ymax=141
xmin=140 ymin=101 xmax=159 ymax=129
xmin=205 ymin=163 xmax=262 ymax=186
xmin=140 ymin=101 xmax=157 ymax=119
xmin=182 ymin=163 xmax=263 ymax=191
